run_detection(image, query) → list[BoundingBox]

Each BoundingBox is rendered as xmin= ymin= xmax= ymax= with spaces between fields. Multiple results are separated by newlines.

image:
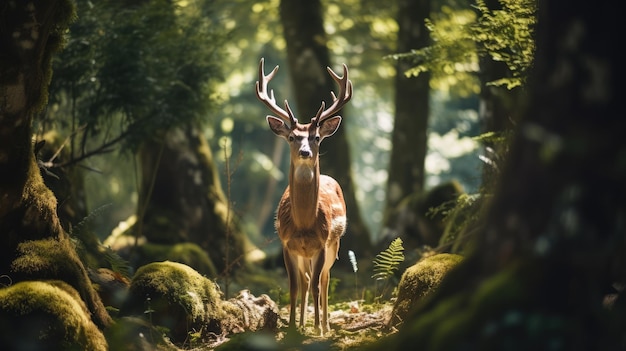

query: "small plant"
xmin=371 ymin=238 xmax=405 ymax=300
xmin=372 ymin=238 xmax=405 ymax=281
xmin=348 ymin=250 xmax=358 ymax=299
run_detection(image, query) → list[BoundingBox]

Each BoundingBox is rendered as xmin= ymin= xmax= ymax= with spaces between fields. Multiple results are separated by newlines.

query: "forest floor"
xmin=204 ymin=300 xmax=396 ymax=350
xmin=209 ymin=267 xmax=398 ymax=350
xmin=194 ymin=254 xmax=402 ymax=350
xmin=279 ymin=300 xmax=394 ymax=350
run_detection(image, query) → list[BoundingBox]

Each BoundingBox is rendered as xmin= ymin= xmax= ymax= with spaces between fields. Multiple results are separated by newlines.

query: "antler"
xmin=313 ymin=64 xmax=353 ymax=126
xmin=255 ymin=58 xmax=297 ymax=127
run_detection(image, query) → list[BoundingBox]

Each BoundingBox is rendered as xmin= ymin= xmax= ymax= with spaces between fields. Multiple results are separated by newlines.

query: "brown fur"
xmin=256 ymin=58 xmax=351 ymax=335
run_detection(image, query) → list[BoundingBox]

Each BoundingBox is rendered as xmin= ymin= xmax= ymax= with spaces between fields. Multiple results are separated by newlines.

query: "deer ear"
xmin=319 ymin=116 xmax=342 ymax=139
xmin=267 ymin=115 xmax=291 ymax=138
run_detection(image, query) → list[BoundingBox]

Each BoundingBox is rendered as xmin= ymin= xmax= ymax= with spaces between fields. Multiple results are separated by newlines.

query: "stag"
xmin=255 ymin=58 xmax=352 ymax=335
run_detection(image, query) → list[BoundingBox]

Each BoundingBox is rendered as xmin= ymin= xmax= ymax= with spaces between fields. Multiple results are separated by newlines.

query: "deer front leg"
xmin=298 ymin=257 xmax=310 ymax=330
xmin=283 ymin=247 xmax=299 ymax=330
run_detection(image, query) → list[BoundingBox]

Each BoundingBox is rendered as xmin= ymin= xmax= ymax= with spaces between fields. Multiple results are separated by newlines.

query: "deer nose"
xmin=299 ymin=149 xmax=312 ymax=158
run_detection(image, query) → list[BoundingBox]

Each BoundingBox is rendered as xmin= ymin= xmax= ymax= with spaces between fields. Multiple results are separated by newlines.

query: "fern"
xmin=67 ymin=203 xmax=132 ymax=279
xmin=102 ymin=246 xmax=132 ymax=279
xmin=70 ymin=203 xmax=113 ymax=241
xmin=371 ymin=238 xmax=405 ymax=281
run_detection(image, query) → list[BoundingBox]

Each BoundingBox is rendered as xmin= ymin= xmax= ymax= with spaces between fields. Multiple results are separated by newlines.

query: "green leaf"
xmin=371 ymin=238 xmax=405 ymax=281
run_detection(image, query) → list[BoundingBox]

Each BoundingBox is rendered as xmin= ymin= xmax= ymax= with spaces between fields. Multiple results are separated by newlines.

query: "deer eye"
xmin=315 ymin=135 xmax=320 ymax=142
xmin=288 ymin=135 xmax=295 ymax=142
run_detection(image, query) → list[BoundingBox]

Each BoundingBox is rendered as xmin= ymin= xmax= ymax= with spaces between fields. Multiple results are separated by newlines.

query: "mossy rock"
xmin=135 ymin=242 xmax=218 ymax=278
xmin=120 ymin=261 xmax=225 ymax=344
xmin=0 ymin=280 xmax=107 ymax=351
xmin=103 ymin=224 xmax=218 ymax=278
xmin=389 ymin=253 xmax=463 ymax=327
xmin=10 ymin=238 xmax=112 ymax=328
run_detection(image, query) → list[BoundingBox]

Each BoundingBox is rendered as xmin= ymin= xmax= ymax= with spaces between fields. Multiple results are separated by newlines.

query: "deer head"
xmin=255 ymin=58 xmax=352 ymax=181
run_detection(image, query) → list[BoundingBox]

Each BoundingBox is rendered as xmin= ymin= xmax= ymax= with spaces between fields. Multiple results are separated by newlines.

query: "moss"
xmin=377 ymin=258 xmax=612 ymax=351
xmin=136 ymin=242 xmax=217 ymax=278
xmin=0 ymin=280 xmax=107 ymax=351
xmin=388 ymin=253 xmax=463 ymax=327
xmin=10 ymin=238 xmax=113 ymax=328
xmin=120 ymin=261 xmax=225 ymax=344
xmin=438 ymin=193 xmax=487 ymax=254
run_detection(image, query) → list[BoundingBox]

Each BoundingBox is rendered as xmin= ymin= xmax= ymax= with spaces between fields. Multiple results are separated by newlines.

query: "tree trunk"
xmin=0 ymin=0 xmax=111 ymax=329
xmin=382 ymin=0 xmax=431 ymax=238
xmin=476 ymin=0 xmax=522 ymax=186
xmin=379 ymin=1 xmax=626 ymax=349
xmin=136 ymin=125 xmax=257 ymax=276
xmin=279 ymin=0 xmax=372 ymax=260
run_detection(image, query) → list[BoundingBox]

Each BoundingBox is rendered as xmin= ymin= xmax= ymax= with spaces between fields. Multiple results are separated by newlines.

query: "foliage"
xmin=438 ymin=192 xmax=483 ymax=254
xmin=41 ymin=0 xmax=228 ymax=240
xmin=473 ymin=0 xmax=536 ymax=89
xmin=67 ymin=203 xmax=132 ymax=278
xmin=41 ymin=0 xmax=486 ymax=251
xmin=101 ymin=247 xmax=133 ymax=280
xmin=388 ymin=0 xmax=536 ymax=94
xmin=371 ymin=238 xmax=405 ymax=282
xmin=44 ymin=0 xmax=226 ymax=157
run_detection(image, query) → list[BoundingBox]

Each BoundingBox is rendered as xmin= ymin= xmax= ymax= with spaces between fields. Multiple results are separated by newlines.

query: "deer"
xmin=255 ymin=58 xmax=352 ymax=335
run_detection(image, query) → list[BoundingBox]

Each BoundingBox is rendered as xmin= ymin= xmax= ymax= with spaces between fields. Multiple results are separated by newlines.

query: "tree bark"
xmin=0 ymin=0 xmax=111 ymax=329
xmin=279 ymin=0 xmax=372 ymax=260
xmin=379 ymin=1 xmax=626 ymax=349
xmin=136 ymin=125 xmax=257 ymax=275
xmin=382 ymin=0 xmax=431 ymax=237
xmin=476 ymin=0 xmax=522 ymax=186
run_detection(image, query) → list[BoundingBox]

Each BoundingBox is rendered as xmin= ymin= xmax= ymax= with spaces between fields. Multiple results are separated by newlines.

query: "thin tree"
xmin=382 ymin=0 xmax=432 ymax=235
xmin=279 ymin=0 xmax=372 ymax=260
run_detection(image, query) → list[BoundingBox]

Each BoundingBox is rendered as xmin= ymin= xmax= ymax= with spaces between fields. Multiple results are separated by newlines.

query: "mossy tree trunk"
xmin=379 ymin=1 xmax=626 ymax=349
xmin=279 ymin=0 xmax=372 ymax=261
xmin=0 ymin=0 xmax=111 ymax=329
xmin=136 ymin=124 xmax=253 ymax=275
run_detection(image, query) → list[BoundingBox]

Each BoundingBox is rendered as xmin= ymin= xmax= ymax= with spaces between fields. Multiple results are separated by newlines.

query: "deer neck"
xmin=288 ymin=159 xmax=320 ymax=229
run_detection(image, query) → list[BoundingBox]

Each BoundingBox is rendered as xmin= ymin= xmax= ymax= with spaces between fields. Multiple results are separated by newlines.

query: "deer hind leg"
xmin=311 ymin=249 xmax=327 ymax=335
xmin=320 ymin=240 xmax=340 ymax=335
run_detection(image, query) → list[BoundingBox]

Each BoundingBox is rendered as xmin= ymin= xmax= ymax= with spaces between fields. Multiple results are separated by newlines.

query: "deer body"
xmin=256 ymin=58 xmax=352 ymax=335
